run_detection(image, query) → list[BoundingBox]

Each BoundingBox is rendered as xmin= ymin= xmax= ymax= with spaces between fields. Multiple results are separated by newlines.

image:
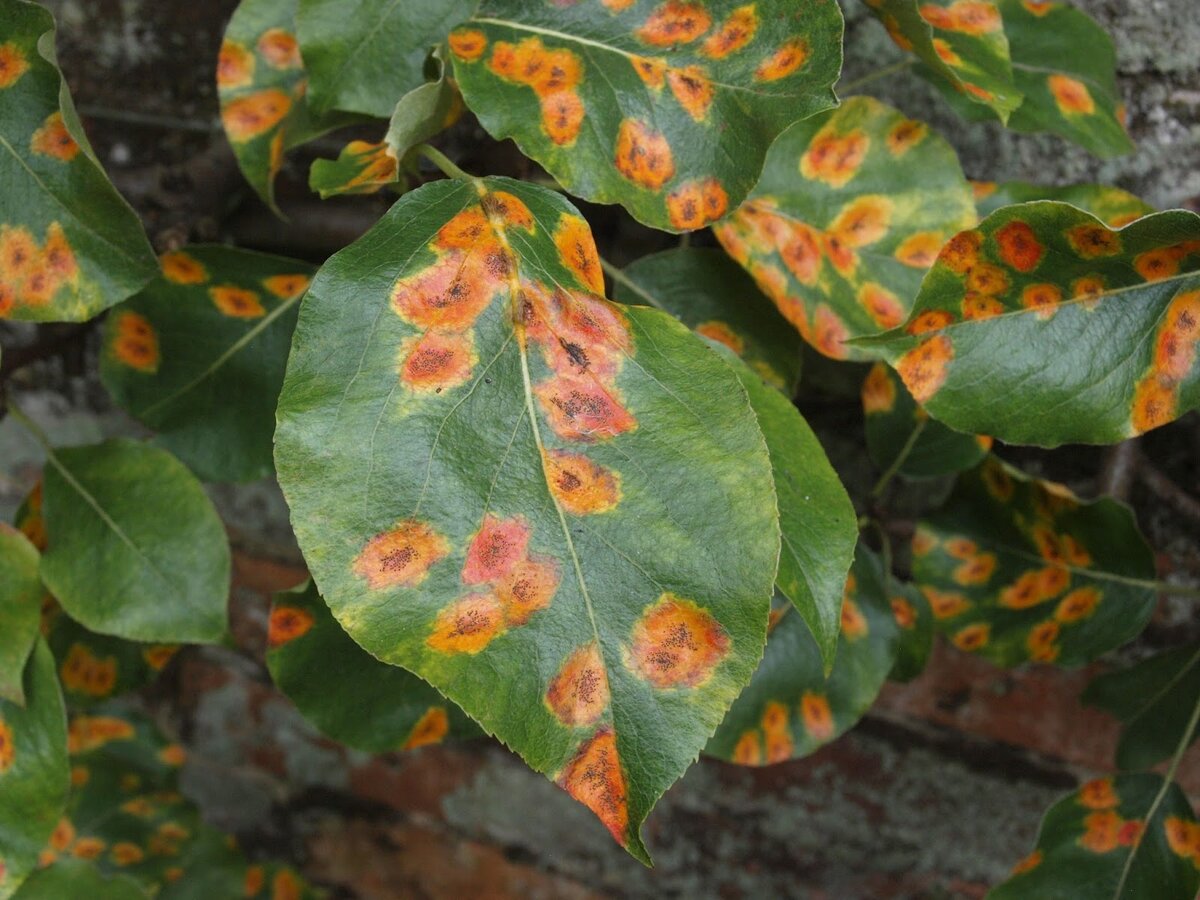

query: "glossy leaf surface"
xmin=1083 ymin=643 xmax=1200 ymax=772
xmin=275 ymin=177 xmax=779 ymax=861
xmin=864 ymin=203 xmax=1200 ymax=445
xmin=0 ymin=0 xmax=156 ymax=322
xmin=615 ymin=248 xmax=804 ymax=394
xmin=706 ymin=546 xmax=899 ymax=765
xmin=714 ymin=97 xmax=975 ymax=360
xmin=449 ymin=0 xmax=843 ymax=232
xmin=0 ymin=525 xmax=42 ymax=704
xmin=974 ymin=180 xmax=1153 ymax=227
xmin=100 ymin=246 xmax=315 ymax=483
xmin=0 ymin=642 xmax=69 ymax=900
xmin=990 ymin=774 xmax=1200 ymax=900
xmin=40 ymin=440 xmax=230 ymax=644
xmin=267 ymin=581 xmax=481 ymax=752
xmin=862 ymin=361 xmax=990 ymax=479
xmin=888 ymin=575 xmax=933 ymax=682
xmin=913 ymin=457 xmax=1155 ymax=668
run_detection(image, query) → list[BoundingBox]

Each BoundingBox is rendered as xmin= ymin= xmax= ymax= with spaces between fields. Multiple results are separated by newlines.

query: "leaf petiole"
xmin=415 ymin=143 xmax=473 ymax=181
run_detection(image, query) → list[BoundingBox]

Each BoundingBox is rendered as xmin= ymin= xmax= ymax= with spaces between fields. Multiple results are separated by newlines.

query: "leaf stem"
xmin=839 ymin=59 xmax=916 ymax=95
xmin=599 ymin=257 xmax=660 ymax=307
xmin=871 ymin=418 xmax=927 ymax=499
xmin=679 ymin=231 xmax=692 ymax=249
xmin=415 ymin=144 xmax=472 ymax=181
xmin=4 ymin=399 xmax=53 ymax=452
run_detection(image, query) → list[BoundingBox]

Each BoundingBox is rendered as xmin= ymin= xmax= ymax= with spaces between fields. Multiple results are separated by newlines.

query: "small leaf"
xmin=1083 ymin=643 xmax=1200 ymax=771
xmin=0 ymin=0 xmax=156 ymax=322
xmin=989 ymin=774 xmax=1200 ymax=900
xmin=861 ymin=203 xmax=1200 ymax=446
xmin=888 ymin=575 xmax=933 ymax=682
xmin=13 ymin=860 xmax=147 ymax=900
xmin=862 ymin=361 xmax=990 ymax=479
xmin=267 ymin=581 xmax=481 ymax=752
xmin=39 ymin=440 xmax=231 ymax=644
xmin=449 ymin=0 xmax=843 ymax=231
xmin=296 ymin=0 xmax=475 ymax=118
xmin=714 ymin=97 xmax=976 ymax=360
xmin=0 ymin=641 xmax=70 ymax=900
xmin=275 ymin=177 xmax=780 ymax=861
xmin=100 ymin=246 xmax=316 ymax=482
xmin=912 ymin=457 xmax=1155 ymax=668
xmin=705 ymin=546 xmax=900 ymax=765
xmin=309 ymin=139 xmax=400 ymax=199
xmin=973 ymin=180 xmax=1153 ymax=227
xmin=0 ymin=525 xmax=42 ymax=705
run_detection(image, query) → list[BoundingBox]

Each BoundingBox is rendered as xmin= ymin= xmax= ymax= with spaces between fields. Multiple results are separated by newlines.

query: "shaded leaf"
xmin=449 ymin=0 xmax=843 ymax=232
xmin=267 ymin=580 xmax=481 ymax=752
xmin=862 ymin=361 xmax=990 ymax=479
xmin=860 ymin=203 xmax=1200 ymax=445
xmin=14 ymin=860 xmax=146 ymax=900
xmin=912 ymin=457 xmax=1155 ymax=668
xmin=0 ymin=0 xmax=156 ymax=322
xmin=706 ymin=546 xmax=899 ymax=764
xmin=0 ymin=525 xmax=42 ymax=705
xmin=714 ymin=97 xmax=975 ymax=359
xmin=275 ymin=177 xmax=780 ymax=861
xmin=40 ymin=439 xmax=231 ymax=644
xmin=309 ymin=139 xmax=400 ymax=199
xmin=990 ymin=774 xmax=1200 ymax=900
xmin=1083 ymin=643 xmax=1200 ymax=772
xmin=973 ymin=180 xmax=1153 ymax=227
xmin=0 ymin=641 xmax=70 ymax=900
xmin=100 ymin=246 xmax=316 ymax=483
xmin=888 ymin=575 xmax=933 ymax=682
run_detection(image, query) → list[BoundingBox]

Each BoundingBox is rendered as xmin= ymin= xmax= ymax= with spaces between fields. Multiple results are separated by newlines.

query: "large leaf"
xmin=974 ymin=181 xmax=1153 ymax=227
xmin=39 ymin=440 xmax=231 ymax=644
xmin=1083 ymin=643 xmax=1200 ymax=772
xmin=267 ymin=581 xmax=481 ymax=752
xmin=0 ymin=641 xmax=69 ymax=900
xmin=448 ymin=0 xmax=843 ymax=232
xmin=713 ymin=96 xmax=975 ymax=359
xmin=275 ymin=177 xmax=780 ymax=861
xmin=862 ymin=361 xmax=990 ymax=479
xmin=615 ymin=248 xmax=803 ymax=394
xmin=0 ymin=0 xmax=156 ymax=322
xmin=990 ymin=774 xmax=1200 ymax=900
xmin=862 ymin=203 xmax=1200 ymax=445
xmin=912 ymin=457 xmax=1155 ymax=668
xmin=865 ymin=0 xmax=1021 ymax=121
xmin=100 ymin=246 xmax=315 ymax=483
xmin=705 ymin=546 xmax=900 ymax=765
xmin=0 ymin=525 xmax=42 ymax=705
xmin=14 ymin=860 xmax=146 ymax=900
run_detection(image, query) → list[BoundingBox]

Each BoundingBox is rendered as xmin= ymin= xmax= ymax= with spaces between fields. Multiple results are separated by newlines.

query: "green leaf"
xmin=296 ymin=0 xmax=475 ymax=118
xmin=862 ymin=361 xmax=990 ymax=479
xmin=614 ymin=248 xmax=803 ymax=394
xmin=267 ymin=580 xmax=481 ymax=752
xmin=714 ymin=97 xmax=976 ymax=360
xmin=974 ymin=180 xmax=1153 ymax=227
xmin=866 ymin=0 xmax=1022 ymax=121
xmin=218 ymin=0 xmax=361 ymax=211
xmin=275 ymin=177 xmax=780 ymax=861
xmin=100 ymin=246 xmax=316 ymax=483
xmin=705 ymin=546 xmax=899 ymax=764
xmin=0 ymin=641 xmax=70 ymax=900
xmin=989 ymin=774 xmax=1200 ymax=900
xmin=860 ymin=203 xmax=1200 ymax=446
xmin=448 ymin=0 xmax=843 ymax=232
xmin=1083 ymin=643 xmax=1200 ymax=772
xmin=912 ymin=457 xmax=1155 ymax=668
xmin=0 ymin=0 xmax=156 ymax=323
xmin=888 ymin=574 xmax=933 ymax=682
xmin=0 ymin=525 xmax=42 ymax=705
xmin=309 ymin=139 xmax=400 ymax=199
xmin=39 ymin=439 xmax=231 ymax=644
xmin=13 ymin=860 xmax=147 ymax=900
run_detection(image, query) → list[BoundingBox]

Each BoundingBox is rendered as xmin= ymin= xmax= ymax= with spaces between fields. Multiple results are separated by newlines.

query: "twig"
xmin=839 ymin=59 xmax=915 ymax=95
xmin=871 ymin=418 xmax=927 ymax=499
xmin=1097 ymin=439 xmax=1139 ymax=500
xmin=1139 ymin=458 xmax=1200 ymax=525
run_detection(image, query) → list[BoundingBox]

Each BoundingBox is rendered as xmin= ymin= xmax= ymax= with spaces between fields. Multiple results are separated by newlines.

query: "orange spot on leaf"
xmin=221 ymin=89 xmax=292 ymax=143
xmin=536 ymin=375 xmax=637 ymax=442
xmin=995 ymin=221 xmax=1044 ymax=272
xmin=628 ymin=594 xmax=730 ymax=689
xmin=558 ymin=728 xmax=629 ymax=844
xmin=463 ymin=515 xmax=531 ymax=585
xmin=702 ymin=5 xmax=758 ymax=58
xmin=217 ymin=39 xmax=254 ymax=88
xmin=546 ymin=643 xmax=610 ymax=727
xmin=800 ymin=691 xmax=835 ymax=741
xmin=1048 ymin=74 xmax=1095 ymax=115
xmin=544 ymin=450 xmax=622 ymax=515
xmin=112 ymin=311 xmax=160 ymax=372
xmin=496 ymin=556 xmax=559 ymax=625
xmin=403 ymin=707 xmax=450 ymax=749
xmin=354 ymin=520 xmax=450 ymax=590
xmin=614 ymin=118 xmax=675 ymax=190
xmin=755 ymin=39 xmax=809 ymax=82
xmin=636 ymin=1 xmax=712 ymax=47
xmin=448 ymin=28 xmax=487 ymax=61
xmin=800 ymin=128 xmax=868 ymax=188
xmin=667 ymin=65 xmax=714 ymax=120
xmin=257 ymin=28 xmax=301 ymax=70
xmin=210 ymin=284 xmax=265 ymax=318
xmin=399 ymin=329 xmax=476 ymax=393
xmin=427 ymin=592 xmax=506 ymax=655
xmin=30 ymin=112 xmax=79 ymax=161
xmin=862 ymin=362 xmax=896 ymax=414
xmin=895 ymin=232 xmax=945 ymax=269
xmin=666 ymin=178 xmax=728 ymax=230
xmin=268 ymin=605 xmax=314 ymax=648
xmin=263 ymin=273 xmax=310 ymax=298
xmin=0 ymin=42 xmax=30 ymax=89
xmin=160 ymin=251 xmax=207 ymax=285
xmin=554 ymin=215 xmax=604 ymax=293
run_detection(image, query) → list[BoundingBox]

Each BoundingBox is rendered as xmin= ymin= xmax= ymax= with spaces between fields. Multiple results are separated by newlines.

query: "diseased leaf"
xmin=267 ymin=581 xmax=481 ymax=752
xmin=0 ymin=525 xmax=42 ymax=705
xmin=14 ymin=860 xmax=147 ymax=900
xmin=100 ymin=246 xmax=316 ymax=483
xmin=990 ymin=774 xmax=1200 ymax=900
xmin=0 ymin=0 xmax=156 ymax=322
xmin=614 ymin=248 xmax=803 ymax=394
xmin=866 ymin=0 xmax=1022 ymax=121
xmin=296 ymin=0 xmax=475 ymax=118
xmin=275 ymin=177 xmax=780 ymax=861
xmin=888 ymin=575 xmax=933 ymax=682
xmin=973 ymin=180 xmax=1153 ymax=227
xmin=0 ymin=641 xmax=70 ymax=900
xmin=714 ymin=97 xmax=975 ymax=360
xmin=39 ymin=440 xmax=231 ymax=644
xmin=912 ymin=457 xmax=1155 ymax=668
xmin=705 ymin=546 xmax=899 ymax=765
xmin=310 ymin=139 xmax=399 ymax=199
xmin=1083 ymin=643 xmax=1200 ymax=772
xmin=860 ymin=203 xmax=1200 ymax=445
xmin=862 ymin=361 xmax=990 ymax=479
xmin=448 ymin=0 xmax=843 ymax=232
